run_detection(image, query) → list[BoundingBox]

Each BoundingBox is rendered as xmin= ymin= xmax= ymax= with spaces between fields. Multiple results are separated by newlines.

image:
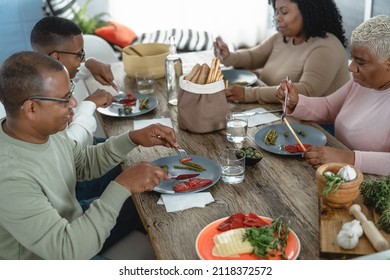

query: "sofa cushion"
xmin=42 ymin=0 xmax=80 ymax=20
xmin=95 ymin=22 xmax=137 ymax=48
xmin=132 ymin=28 xmax=214 ymax=52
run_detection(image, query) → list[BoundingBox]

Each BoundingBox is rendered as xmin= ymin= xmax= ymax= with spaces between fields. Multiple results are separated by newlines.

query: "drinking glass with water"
xmin=226 ymin=112 xmax=248 ymax=144
xmin=219 ymin=148 xmax=245 ymax=184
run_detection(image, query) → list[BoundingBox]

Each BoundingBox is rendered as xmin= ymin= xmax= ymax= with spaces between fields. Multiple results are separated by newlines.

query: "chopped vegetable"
xmin=264 ymin=129 xmax=278 ymax=145
xmin=174 ymin=160 xmax=206 ymax=172
xmin=174 ymin=177 xmax=212 ymax=192
xmin=284 ymin=143 xmax=312 ymax=153
xmin=297 ymin=130 xmax=306 ymax=136
xmin=139 ymin=97 xmax=149 ymax=110
xmin=217 ymin=212 xmax=269 ymax=232
xmin=179 ymin=157 xmax=193 ymax=163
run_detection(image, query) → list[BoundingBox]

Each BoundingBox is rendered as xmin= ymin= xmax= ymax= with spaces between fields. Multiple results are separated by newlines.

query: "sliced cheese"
xmin=212 ymin=228 xmax=254 ymax=257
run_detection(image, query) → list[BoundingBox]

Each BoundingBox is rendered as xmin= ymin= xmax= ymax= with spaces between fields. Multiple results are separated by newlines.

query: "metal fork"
xmin=281 ymin=76 xmax=290 ymax=120
xmin=176 ymin=148 xmax=187 ymax=158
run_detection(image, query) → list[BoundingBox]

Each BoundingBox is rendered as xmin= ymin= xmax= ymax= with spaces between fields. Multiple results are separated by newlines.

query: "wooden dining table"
xmin=83 ymin=51 xmax=382 ymax=260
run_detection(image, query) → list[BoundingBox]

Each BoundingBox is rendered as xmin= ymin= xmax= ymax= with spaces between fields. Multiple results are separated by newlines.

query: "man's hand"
xmin=129 ymin=123 xmax=178 ymax=148
xmin=115 ymin=162 xmax=169 ymax=193
xmin=85 ymin=58 xmax=118 ymax=90
xmin=85 ymin=89 xmax=115 ymax=108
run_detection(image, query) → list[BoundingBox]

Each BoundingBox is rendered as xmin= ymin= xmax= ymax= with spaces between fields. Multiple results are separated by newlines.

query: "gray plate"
xmin=222 ymin=69 xmax=257 ymax=86
xmin=255 ymin=124 xmax=327 ymax=156
xmin=97 ymin=93 xmax=158 ymax=117
xmin=152 ymin=155 xmax=221 ymax=194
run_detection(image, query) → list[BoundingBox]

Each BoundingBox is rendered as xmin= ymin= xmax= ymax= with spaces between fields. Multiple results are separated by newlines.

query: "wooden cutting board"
xmin=319 ymin=195 xmax=390 ymax=259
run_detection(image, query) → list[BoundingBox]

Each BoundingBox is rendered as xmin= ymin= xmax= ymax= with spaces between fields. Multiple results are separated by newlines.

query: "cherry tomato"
xmin=126 ymin=93 xmax=137 ymax=101
xmin=179 ymin=157 xmax=192 ymax=163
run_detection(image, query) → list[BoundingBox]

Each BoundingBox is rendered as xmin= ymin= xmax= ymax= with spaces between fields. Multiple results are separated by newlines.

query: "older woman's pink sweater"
xmin=290 ymin=79 xmax=390 ymax=176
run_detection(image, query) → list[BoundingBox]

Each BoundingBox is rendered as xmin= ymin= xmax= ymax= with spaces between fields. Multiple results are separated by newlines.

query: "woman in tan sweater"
xmin=215 ymin=0 xmax=350 ymax=104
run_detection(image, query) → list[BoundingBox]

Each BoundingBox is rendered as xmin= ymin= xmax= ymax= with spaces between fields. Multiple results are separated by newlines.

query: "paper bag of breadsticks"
xmin=177 ymin=61 xmax=230 ymax=133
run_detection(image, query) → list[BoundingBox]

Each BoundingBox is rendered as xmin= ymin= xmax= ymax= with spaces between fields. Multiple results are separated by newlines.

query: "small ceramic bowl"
xmin=236 ymin=146 xmax=263 ymax=166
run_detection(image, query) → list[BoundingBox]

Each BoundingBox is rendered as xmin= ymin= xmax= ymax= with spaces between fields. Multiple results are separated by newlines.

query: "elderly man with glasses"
xmin=29 ymin=16 xmax=145 ymax=254
xmin=0 ymin=51 xmax=177 ymax=259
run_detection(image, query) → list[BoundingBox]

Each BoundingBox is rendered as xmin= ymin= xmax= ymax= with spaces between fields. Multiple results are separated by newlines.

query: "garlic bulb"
xmin=336 ymin=219 xmax=363 ymax=249
xmin=324 ymin=171 xmax=334 ymax=177
xmin=337 ymin=165 xmax=357 ymax=181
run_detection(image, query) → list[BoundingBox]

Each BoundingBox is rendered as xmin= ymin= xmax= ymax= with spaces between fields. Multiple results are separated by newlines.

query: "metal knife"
xmin=170 ymin=173 xmax=200 ymax=180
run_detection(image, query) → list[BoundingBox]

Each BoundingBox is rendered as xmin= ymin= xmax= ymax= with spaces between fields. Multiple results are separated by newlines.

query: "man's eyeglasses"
xmin=26 ymin=80 xmax=76 ymax=105
xmin=50 ymin=49 xmax=86 ymax=61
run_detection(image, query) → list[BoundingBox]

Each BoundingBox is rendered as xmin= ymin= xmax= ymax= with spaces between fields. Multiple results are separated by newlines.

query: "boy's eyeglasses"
xmin=50 ymin=49 xmax=86 ymax=61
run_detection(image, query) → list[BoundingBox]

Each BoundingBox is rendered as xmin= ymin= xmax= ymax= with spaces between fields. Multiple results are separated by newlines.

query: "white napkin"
xmin=157 ymin=192 xmax=214 ymax=212
xmin=245 ymin=108 xmax=280 ymax=127
xmin=133 ymin=118 xmax=173 ymax=130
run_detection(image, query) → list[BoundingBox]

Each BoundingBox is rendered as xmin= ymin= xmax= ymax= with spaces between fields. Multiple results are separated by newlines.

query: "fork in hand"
xmin=176 ymin=148 xmax=187 ymax=158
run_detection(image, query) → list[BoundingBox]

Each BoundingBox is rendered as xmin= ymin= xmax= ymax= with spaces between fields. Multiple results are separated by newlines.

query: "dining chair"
xmin=83 ymin=34 xmax=120 ymax=64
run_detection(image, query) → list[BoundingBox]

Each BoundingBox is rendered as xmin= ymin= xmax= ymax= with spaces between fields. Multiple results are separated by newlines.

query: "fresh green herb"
xmin=360 ymin=175 xmax=390 ymax=233
xmin=322 ymin=173 xmax=346 ymax=196
xmin=243 ymin=216 xmax=290 ymax=259
xmin=284 ymin=131 xmax=289 ymax=137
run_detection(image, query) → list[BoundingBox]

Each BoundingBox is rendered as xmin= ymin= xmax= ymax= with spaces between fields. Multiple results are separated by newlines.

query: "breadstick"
xmin=211 ymin=59 xmax=220 ymax=83
xmin=191 ymin=68 xmax=202 ymax=83
xmin=206 ymin=58 xmax=217 ymax=84
xmin=184 ymin=63 xmax=201 ymax=81
xmin=196 ymin=63 xmax=210 ymax=85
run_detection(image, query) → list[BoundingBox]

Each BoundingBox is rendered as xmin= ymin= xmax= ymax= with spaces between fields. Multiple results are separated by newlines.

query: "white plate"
xmin=222 ymin=69 xmax=257 ymax=86
xmin=97 ymin=93 xmax=158 ymax=117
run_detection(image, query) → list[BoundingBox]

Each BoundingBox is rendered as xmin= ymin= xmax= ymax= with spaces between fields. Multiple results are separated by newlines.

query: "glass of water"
xmin=219 ymin=148 xmax=245 ymax=184
xmin=135 ymin=71 xmax=155 ymax=94
xmin=226 ymin=112 xmax=248 ymax=144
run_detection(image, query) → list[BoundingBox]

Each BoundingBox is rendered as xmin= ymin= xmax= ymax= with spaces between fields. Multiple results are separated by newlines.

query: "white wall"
xmin=82 ymin=0 xmax=274 ymax=48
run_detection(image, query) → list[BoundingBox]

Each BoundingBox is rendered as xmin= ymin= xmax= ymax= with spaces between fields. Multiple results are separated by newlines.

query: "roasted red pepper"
xmin=217 ymin=212 xmax=271 ymax=231
xmin=179 ymin=157 xmax=192 ymax=163
xmin=174 ymin=177 xmax=212 ymax=192
xmin=284 ymin=144 xmax=312 ymax=153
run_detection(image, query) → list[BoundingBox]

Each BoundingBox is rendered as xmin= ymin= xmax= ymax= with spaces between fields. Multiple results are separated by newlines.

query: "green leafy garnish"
xmin=322 ymin=173 xmax=346 ymax=196
xmin=360 ymin=175 xmax=390 ymax=232
xmin=243 ymin=216 xmax=290 ymax=259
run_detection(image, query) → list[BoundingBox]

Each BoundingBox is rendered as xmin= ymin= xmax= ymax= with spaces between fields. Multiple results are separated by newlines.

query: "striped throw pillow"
xmin=42 ymin=0 xmax=80 ymax=20
xmin=133 ymin=28 xmax=214 ymax=52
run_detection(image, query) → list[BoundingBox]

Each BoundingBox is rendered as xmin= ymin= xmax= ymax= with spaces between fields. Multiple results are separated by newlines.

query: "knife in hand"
xmin=170 ymin=173 xmax=200 ymax=180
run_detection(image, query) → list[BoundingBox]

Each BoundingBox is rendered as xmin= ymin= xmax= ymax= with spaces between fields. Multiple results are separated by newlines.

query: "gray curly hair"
xmin=351 ymin=15 xmax=390 ymax=63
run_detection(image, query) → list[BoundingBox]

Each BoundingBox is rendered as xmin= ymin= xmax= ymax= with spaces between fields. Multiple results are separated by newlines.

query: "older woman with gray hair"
xmin=275 ymin=15 xmax=390 ymax=176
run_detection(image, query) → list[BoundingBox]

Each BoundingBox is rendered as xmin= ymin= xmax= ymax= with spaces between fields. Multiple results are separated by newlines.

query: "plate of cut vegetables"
xmin=196 ymin=213 xmax=301 ymax=260
xmin=152 ymin=155 xmax=221 ymax=194
xmin=97 ymin=92 xmax=158 ymax=117
xmin=255 ymin=123 xmax=327 ymax=156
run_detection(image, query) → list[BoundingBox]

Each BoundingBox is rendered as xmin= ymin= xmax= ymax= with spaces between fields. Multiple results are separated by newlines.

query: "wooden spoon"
xmin=114 ymin=45 xmax=143 ymax=57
